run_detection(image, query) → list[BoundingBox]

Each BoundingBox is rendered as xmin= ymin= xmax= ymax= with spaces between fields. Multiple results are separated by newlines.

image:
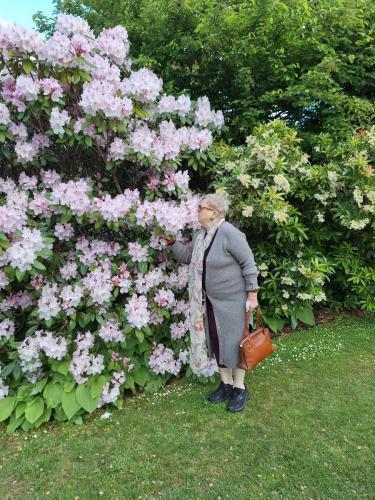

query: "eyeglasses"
xmin=198 ymin=204 xmax=215 ymax=212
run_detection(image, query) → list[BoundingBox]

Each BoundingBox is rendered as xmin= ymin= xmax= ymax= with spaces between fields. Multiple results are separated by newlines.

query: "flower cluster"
xmin=97 ymin=371 xmax=126 ymax=407
xmin=98 ymin=320 xmax=125 ymax=343
xmin=148 ymin=343 xmax=183 ymax=376
xmin=125 ymin=294 xmax=150 ymax=329
xmin=0 ymin=14 xmax=224 ymax=175
xmin=18 ymin=330 xmax=68 ymax=383
xmin=2 ymin=228 xmax=50 ymax=272
xmin=70 ymin=331 xmax=105 ymax=384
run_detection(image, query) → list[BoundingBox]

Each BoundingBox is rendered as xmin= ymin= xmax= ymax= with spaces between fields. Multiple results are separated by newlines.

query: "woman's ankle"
xmin=221 ymin=378 xmax=233 ymax=385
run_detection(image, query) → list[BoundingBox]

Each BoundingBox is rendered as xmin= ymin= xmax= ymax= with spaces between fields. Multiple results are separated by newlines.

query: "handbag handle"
xmin=244 ymin=305 xmax=261 ymax=331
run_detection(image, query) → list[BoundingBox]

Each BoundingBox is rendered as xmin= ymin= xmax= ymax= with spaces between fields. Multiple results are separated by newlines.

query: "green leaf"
xmin=15 ymin=402 xmax=26 ymax=418
xmin=25 ymin=396 xmax=44 ymax=424
xmin=0 ymin=236 xmax=10 ymax=248
xmin=76 ymin=384 xmax=99 ymax=413
xmin=60 ymin=209 xmax=72 ymax=224
xmin=133 ymin=366 xmax=151 ymax=387
xmin=0 ymin=360 xmax=16 ymax=379
xmin=135 ymin=329 xmax=144 ymax=343
xmin=295 ymin=305 xmax=315 ymax=326
xmin=137 ymin=262 xmax=148 ymax=273
xmin=73 ymin=415 xmax=84 ymax=425
xmin=262 ymin=314 xmax=285 ymax=333
xmin=43 ymin=382 xmax=63 ymax=408
xmin=123 ymin=375 xmax=135 ymax=393
xmin=33 ymin=406 xmax=52 ymax=428
xmin=54 ymin=404 xmax=68 ymax=422
xmin=30 ymin=377 xmax=48 ymax=395
xmin=79 ymin=70 xmax=92 ymax=82
xmin=144 ymin=376 xmax=165 ymax=393
xmin=290 ymin=314 xmax=298 ymax=330
xmin=113 ymin=397 xmax=123 ymax=409
xmin=143 ymin=326 xmax=152 ymax=336
xmin=21 ymin=419 xmax=34 ymax=431
xmin=6 ymin=413 xmax=25 ymax=434
xmin=16 ymin=384 xmax=32 ymax=402
xmin=64 ymin=379 xmax=76 ymax=392
xmin=88 ymin=375 xmax=107 ymax=399
xmin=50 ymin=358 xmax=70 ymax=375
xmin=0 ymin=396 xmax=16 ymax=422
xmin=15 ymin=269 xmax=26 ymax=282
xmin=61 ymin=390 xmax=81 ymax=420
xmin=133 ymin=105 xmax=149 ymax=119
xmin=22 ymin=60 xmax=32 ymax=74
xmin=33 ymin=260 xmax=46 ymax=272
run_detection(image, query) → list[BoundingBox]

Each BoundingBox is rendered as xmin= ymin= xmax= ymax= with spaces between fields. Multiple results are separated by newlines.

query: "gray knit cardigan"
xmin=169 ymin=220 xmax=259 ymax=368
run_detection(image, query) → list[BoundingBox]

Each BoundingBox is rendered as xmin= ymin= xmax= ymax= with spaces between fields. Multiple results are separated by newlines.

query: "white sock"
xmin=219 ymin=367 xmax=233 ymax=385
xmin=233 ymin=368 xmax=246 ymax=389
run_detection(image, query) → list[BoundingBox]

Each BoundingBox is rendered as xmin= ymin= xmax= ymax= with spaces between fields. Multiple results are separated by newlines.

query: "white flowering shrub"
xmin=0 ymin=15 xmax=225 ymax=432
xmin=212 ymin=120 xmax=374 ymax=331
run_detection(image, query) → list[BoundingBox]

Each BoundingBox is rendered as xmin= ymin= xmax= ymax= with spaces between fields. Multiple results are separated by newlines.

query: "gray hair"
xmin=202 ymin=192 xmax=230 ymax=217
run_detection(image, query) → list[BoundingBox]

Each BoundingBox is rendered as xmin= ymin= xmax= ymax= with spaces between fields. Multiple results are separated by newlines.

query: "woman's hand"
xmin=160 ymin=230 xmax=173 ymax=239
xmin=245 ymin=292 xmax=258 ymax=312
xmin=162 ymin=232 xmax=176 ymax=245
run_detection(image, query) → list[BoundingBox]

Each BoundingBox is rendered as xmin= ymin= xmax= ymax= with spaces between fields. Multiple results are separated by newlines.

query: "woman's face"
xmin=197 ymin=199 xmax=218 ymax=226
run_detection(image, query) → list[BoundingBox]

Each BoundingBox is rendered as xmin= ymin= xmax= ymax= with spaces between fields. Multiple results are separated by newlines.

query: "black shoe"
xmin=226 ymin=384 xmax=250 ymax=412
xmin=207 ymin=381 xmax=233 ymax=403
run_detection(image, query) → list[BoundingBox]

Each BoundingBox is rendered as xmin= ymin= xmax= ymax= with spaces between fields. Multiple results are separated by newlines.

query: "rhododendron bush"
xmin=0 ymin=15 xmax=225 ymax=432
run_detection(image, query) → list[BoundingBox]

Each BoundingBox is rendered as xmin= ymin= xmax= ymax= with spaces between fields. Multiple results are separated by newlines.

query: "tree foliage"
xmin=34 ymin=0 xmax=375 ymax=148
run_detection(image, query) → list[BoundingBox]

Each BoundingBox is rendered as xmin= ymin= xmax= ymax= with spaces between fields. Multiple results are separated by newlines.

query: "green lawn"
xmin=1 ymin=312 xmax=374 ymax=499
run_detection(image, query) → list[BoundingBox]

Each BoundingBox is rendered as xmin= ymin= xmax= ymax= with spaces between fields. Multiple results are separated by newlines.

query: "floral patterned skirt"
xmin=206 ymin=295 xmax=227 ymax=368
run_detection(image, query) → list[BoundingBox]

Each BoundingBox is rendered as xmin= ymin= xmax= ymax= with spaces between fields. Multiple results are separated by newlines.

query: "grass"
xmin=0 ymin=312 xmax=374 ymax=499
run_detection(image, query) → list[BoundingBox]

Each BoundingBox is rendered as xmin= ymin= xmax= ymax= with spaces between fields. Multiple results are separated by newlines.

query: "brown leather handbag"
xmin=239 ymin=306 xmax=277 ymax=370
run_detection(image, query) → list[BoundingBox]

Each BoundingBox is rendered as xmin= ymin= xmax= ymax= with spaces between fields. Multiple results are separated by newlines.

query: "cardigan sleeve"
xmin=224 ymin=229 xmax=259 ymax=291
xmin=169 ymin=232 xmax=197 ymax=264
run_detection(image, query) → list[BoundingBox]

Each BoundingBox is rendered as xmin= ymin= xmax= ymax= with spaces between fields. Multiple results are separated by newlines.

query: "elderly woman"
xmin=165 ymin=193 xmax=260 ymax=412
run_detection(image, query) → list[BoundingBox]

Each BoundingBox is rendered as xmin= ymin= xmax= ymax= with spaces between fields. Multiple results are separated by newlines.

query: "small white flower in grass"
xmin=100 ymin=412 xmax=112 ymax=420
